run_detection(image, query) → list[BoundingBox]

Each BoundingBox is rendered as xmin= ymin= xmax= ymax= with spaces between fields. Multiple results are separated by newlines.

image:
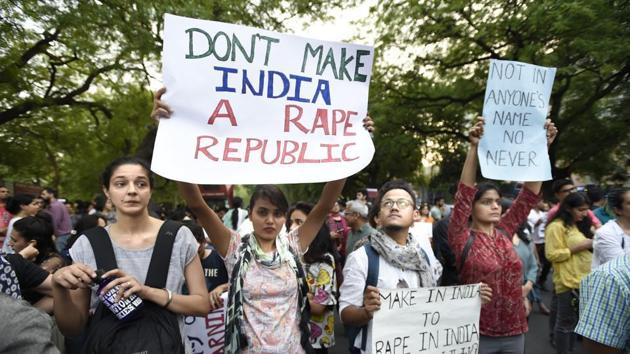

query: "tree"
xmin=366 ymin=0 xmax=630 ymax=192
xmin=0 ymin=0 xmax=353 ymax=198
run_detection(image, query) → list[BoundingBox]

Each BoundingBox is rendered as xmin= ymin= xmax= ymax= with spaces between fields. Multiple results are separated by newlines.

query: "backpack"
xmin=345 ymin=244 xmax=379 ymax=354
xmin=81 ymin=220 xmax=186 ymax=354
xmin=433 ymin=218 xmax=510 ymax=285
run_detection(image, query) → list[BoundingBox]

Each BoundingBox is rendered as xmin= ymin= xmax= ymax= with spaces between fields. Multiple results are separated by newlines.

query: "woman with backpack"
xmin=545 ymin=192 xmax=593 ymax=354
xmin=448 ymin=117 xmax=557 ymax=354
xmin=52 ymin=156 xmax=210 ymax=353
xmin=152 ymin=87 xmax=370 ymax=353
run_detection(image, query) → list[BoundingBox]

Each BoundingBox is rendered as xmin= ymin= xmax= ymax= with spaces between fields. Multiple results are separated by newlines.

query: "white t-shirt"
xmin=527 ymin=209 xmax=547 ymax=244
xmin=339 ymin=237 xmax=442 ymax=353
xmin=592 ymin=220 xmax=630 ymax=268
xmin=1 ymin=216 xmax=22 ymax=254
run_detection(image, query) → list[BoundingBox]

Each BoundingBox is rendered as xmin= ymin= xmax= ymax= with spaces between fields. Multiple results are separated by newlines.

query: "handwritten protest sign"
xmin=184 ymin=306 xmax=225 ymax=353
xmin=371 ymin=284 xmax=481 ymax=354
xmin=479 ymin=60 xmax=556 ymax=181
xmin=152 ymin=14 xmax=375 ymax=184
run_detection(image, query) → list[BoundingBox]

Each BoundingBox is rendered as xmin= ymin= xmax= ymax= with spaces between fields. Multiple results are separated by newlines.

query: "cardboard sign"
xmin=371 ymin=284 xmax=481 ymax=354
xmin=479 ymin=59 xmax=556 ymax=181
xmin=184 ymin=306 xmax=225 ymax=354
xmin=153 ymin=14 xmax=375 ymax=184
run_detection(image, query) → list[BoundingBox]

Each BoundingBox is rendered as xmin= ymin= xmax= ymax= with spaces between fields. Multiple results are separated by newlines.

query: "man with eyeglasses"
xmin=339 ymin=180 xmax=443 ymax=353
xmin=547 ymin=179 xmax=602 ymax=229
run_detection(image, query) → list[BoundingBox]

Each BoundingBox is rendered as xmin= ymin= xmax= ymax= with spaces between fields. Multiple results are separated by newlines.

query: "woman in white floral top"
xmin=288 ymin=203 xmax=338 ymax=353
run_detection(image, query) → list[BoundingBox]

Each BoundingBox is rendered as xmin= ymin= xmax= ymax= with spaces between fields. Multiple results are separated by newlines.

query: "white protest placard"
xmin=152 ymin=14 xmax=375 ymax=184
xmin=479 ymin=59 xmax=556 ymax=181
xmin=371 ymin=284 xmax=481 ymax=354
xmin=183 ymin=306 xmax=225 ymax=353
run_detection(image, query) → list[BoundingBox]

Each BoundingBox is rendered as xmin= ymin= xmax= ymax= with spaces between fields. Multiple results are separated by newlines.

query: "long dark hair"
xmin=303 ymin=223 xmax=336 ymax=266
xmin=12 ymin=213 xmax=56 ymax=264
xmin=230 ymin=197 xmax=243 ymax=230
xmin=6 ymin=194 xmax=35 ymax=215
xmin=286 ymin=202 xmax=314 ymax=230
xmin=549 ymin=192 xmax=590 ymax=227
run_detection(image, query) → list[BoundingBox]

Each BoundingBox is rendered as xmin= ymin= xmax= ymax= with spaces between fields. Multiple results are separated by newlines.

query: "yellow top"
xmin=545 ymin=220 xmax=592 ymax=294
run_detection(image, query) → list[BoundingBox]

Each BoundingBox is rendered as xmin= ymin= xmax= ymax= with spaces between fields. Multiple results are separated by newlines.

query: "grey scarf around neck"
xmin=367 ymin=230 xmax=436 ymax=287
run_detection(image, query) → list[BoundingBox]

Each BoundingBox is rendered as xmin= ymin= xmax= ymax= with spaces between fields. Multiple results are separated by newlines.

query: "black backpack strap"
xmin=145 ymin=220 xmax=182 ymax=288
xmin=84 ymin=226 xmax=118 ymax=271
xmin=360 ymin=244 xmax=380 ymax=351
xmin=459 ymin=231 xmax=476 ymax=273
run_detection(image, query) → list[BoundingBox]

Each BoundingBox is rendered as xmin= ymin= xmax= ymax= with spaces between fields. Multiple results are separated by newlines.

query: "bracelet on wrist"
xmin=163 ymin=288 xmax=173 ymax=308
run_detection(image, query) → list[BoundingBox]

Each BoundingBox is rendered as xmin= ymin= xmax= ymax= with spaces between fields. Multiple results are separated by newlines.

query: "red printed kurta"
xmin=448 ymin=183 xmax=539 ymax=337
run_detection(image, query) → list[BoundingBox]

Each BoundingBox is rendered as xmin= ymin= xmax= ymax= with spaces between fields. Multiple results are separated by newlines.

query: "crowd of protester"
xmin=0 ymin=94 xmax=628 ymax=354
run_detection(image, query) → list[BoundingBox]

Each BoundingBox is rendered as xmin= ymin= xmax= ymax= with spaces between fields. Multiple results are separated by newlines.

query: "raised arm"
xmin=177 ymin=182 xmax=231 ymax=257
xmin=298 ymin=179 xmax=346 ymax=251
xmin=460 ymin=118 xmax=483 ymax=187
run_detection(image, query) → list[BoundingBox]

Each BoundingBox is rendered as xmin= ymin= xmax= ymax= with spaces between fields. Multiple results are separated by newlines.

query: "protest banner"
xmin=183 ymin=306 xmax=225 ymax=354
xmin=371 ymin=284 xmax=481 ymax=354
xmin=152 ymin=14 xmax=375 ymax=184
xmin=479 ymin=59 xmax=556 ymax=181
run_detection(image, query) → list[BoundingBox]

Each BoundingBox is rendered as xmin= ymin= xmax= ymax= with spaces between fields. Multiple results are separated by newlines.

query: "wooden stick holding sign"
xmin=478 ymin=60 xmax=556 ymax=181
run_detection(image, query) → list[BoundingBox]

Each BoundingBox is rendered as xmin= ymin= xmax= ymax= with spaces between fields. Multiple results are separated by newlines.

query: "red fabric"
xmin=448 ymin=183 xmax=539 ymax=337
xmin=327 ymin=213 xmax=349 ymax=257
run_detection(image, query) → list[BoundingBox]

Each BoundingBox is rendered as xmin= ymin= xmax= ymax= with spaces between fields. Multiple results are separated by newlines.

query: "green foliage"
xmin=367 ymin=0 xmax=630 ymax=189
xmin=0 ymin=0 xmax=353 ymax=199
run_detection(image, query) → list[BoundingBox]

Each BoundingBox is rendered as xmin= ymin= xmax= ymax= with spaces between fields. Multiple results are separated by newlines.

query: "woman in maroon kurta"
xmin=448 ymin=117 xmax=557 ymax=354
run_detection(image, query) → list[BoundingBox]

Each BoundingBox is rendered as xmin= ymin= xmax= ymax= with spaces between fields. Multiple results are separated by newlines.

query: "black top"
xmin=4 ymin=254 xmax=49 ymax=291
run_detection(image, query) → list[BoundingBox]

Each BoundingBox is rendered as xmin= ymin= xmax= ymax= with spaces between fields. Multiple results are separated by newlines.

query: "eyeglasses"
xmin=381 ymin=198 xmax=413 ymax=210
xmin=559 ymin=187 xmax=577 ymax=194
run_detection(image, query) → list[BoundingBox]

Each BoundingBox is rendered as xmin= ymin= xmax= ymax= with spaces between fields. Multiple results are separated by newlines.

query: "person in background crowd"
xmin=545 ymin=192 xmax=593 ymax=354
xmin=548 ymin=179 xmax=602 ymax=229
xmin=0 ymin=185 xmax=12 ymax=249
xmin=8 ymin=213 xmax=62 ymax=313
xmin=327 ymin=200 xmax=349 ymax=259
xmin=344 ymin=201 xmax=374 ymax=254
xmin=574 ymin=254 xmax=629 ymax=354
xmin=592 ymin=187 xmax=630 ymax=268
xmin=62 ymin=214 xmax=108 ymax=264
xmin=301 ymin=223 xmax=338 ymax=353
xmin=512 ymin=224 xmax=539 ymax=317
xmin=593 ymin=199 xmax=615 ymax=225
xmin=288 ymin=202 xmax=313 ymax=233
xmin=528 ymin=200 xmax=552 ymax=289
xmin=287 ymin=201 xmax=339 ymax=353
xmin=418 ymin=203 xmax=434 ymax=224
xmin=448 ymin=117 xmax=556 ymax=354
xmin=40 ymin=187 xmax=72 ymax=253
xmin=2 ymin=194 xmax=39 ymax=254
xmin=102 ymin=198 xmax=117 ymax=224
xmin=10 ymin=213 xmax=64 ymax=274
xmin=585 ymin=185 xmax=605 ymax=210
xmin=430 ymin=196 xmax=445 ymax=221
xmin=52 ymin=156 xmax=209 ymax=350
xmin=222 ymin=197 xmax=248 ymax=231
xmin=181 ymin=220 xmax=228 ymax=300
xmin=354 ymin=189 xmax=371 ymax=209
